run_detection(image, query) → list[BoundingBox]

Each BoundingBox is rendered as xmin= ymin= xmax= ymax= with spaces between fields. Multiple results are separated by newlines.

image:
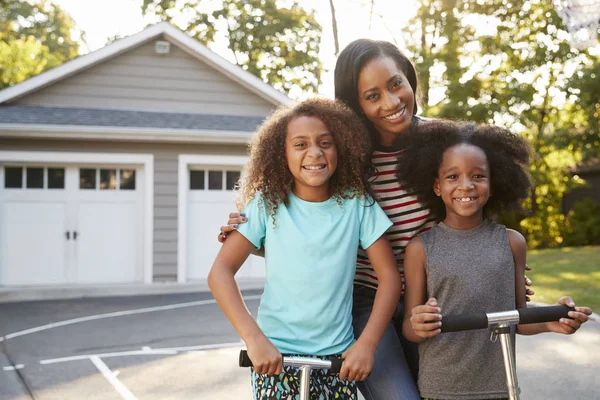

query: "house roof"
xmin=0 ymin=105 xmax=264 ymax=131
xmin=0 ymin=22 xmax=290 ymax=106
xmin=0 ymin=105 xmax=264 ymax=144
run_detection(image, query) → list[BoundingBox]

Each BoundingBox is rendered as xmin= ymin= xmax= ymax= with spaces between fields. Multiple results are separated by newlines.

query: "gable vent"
xmin=155 ymin=40 xmax=171 ymax=54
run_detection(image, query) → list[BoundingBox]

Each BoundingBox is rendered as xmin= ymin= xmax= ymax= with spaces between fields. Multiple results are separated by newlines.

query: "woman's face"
xmin=357 ymin=56 xmax=415 ymax=146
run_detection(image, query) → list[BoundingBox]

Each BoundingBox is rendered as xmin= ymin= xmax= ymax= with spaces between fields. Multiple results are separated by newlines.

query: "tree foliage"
xmin=0 ymin=0 xmax=80 ymax=89
xmin=141 ymin=0 xmax=323 ymax=95
xmin=404 ymin=0 xmax=600 ymax=248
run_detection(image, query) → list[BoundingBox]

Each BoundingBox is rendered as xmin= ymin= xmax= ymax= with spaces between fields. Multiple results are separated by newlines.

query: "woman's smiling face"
xmin=357 ymin=56 xmax=415 ymax=146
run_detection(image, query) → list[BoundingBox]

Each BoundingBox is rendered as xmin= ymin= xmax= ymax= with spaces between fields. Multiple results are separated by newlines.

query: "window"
xmin=189 ymin=169 xmax=241 ymax=191
xmin=26 ymin=167 xmax=44 ymax=189
xmin=48 ymin=168 xmax=65 ymax=189
xmin=100 ymin=169 xmax=117 ymax=190
xmin=208 ymin=171 xmax=222 ymax=190
xmin=120 ymin=170 xmax=136 ymax=190
xmin=190 ymin=170 xmax=205 ymax=190
xmin=4 ymin=167 xmax=23 ymax=188
xmin=79 ymin=168 xmax=136 ymax=190
xmin=3 ymin=166 xmax=66 ymax=189
xmin=226 ymin=171 xmax=241 ymax=190
xmin=80 ymin=168 xmax=96 ymax=189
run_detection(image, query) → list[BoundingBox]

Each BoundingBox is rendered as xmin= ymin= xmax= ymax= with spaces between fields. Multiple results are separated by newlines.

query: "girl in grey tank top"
xmin=395 ymin=120 xmax=592 ymax=399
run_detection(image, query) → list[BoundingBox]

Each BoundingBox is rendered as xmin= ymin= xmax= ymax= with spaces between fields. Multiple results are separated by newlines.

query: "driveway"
xmin=0 ymin=292 xmax=598 ymax=399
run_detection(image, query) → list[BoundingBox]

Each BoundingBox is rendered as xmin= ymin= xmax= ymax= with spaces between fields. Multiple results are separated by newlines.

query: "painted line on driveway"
xmin=90 ymin=356 xmax=137 ymax=400
xmin=40 ymin=342 xmax=244 ymax=365
xmin=1 ymin=295 xmax=261 ymax=341
xmin=3 ymin=364 xmax=24 ymax=371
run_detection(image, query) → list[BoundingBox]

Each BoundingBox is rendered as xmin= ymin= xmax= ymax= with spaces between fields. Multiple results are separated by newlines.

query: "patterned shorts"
xmin=250 ymin=355 xmax=357 ymax=400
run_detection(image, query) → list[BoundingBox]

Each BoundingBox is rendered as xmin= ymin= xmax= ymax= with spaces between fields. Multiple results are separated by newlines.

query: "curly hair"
xmin=396 ymin=119 xmax=532 ymax=222
xmin=238 ymin=97 xmax=375 ymax=222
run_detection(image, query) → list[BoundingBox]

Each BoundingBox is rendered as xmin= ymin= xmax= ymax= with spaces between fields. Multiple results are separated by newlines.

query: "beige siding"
xmin=0 ymin=138 xmax=247 ymax=281
xmin=14 ymin=38 xmax=275 ymax=116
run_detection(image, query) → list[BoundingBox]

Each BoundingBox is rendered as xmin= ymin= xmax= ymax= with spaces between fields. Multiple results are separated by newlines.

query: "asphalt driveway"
xmin=0 ymin=292 xmax=598 ymax=399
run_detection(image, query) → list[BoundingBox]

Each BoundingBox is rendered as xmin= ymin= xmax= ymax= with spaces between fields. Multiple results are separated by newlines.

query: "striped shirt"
xmin=355 ymin=148 xmax=436 ymax=293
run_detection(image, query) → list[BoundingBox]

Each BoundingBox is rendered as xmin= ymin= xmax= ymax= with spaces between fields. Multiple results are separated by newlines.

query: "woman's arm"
xmin=339 ymin=235 xmax=402 ymax=382
xmin=208 ymin=231 xmax=280 ymax=374
xmin=402 ymin=237 xmax=442 ymax=343
xmin=217 ymin=212 xmax=264 ymax=257
xmin=509 ymin=229 xmax=592 ymax=335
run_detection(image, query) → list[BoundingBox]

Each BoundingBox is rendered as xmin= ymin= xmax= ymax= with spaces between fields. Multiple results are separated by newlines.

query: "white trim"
xmin=0 ymin=22 xmax=289 ymax=106
xmin=177 ymin=154 xmax=249 ymax=283
xmin=0 ymin=124 xmax=254 ymax=144
xmin=0 ymin=151 xmax=154 ymax=285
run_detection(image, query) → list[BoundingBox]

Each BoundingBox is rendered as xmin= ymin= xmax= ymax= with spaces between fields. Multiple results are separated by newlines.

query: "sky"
xmin=52 ymin=0 xmax=419 ymax=97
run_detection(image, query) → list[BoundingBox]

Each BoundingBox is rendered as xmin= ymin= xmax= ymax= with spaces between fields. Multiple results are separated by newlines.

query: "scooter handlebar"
xmin=517 ymin=305 xmax=574 ymax=325
xmin=239 ymin=349 xmax=253 ymax=368
xmin=440 ymin=311 xmax=488 ymax=333
xmin=239 ymin=350 xmax=344 ymax=374
xmin=440 ymin=305 xmax=575 ymax=333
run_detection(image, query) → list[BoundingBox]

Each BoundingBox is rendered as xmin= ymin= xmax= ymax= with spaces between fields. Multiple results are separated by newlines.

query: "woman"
xmin=218 ymin=39 xmax=534 ymax=400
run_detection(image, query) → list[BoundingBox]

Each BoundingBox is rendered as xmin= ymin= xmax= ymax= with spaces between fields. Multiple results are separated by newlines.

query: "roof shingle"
xmin=0 ymin=105 xmax=265 ymax=132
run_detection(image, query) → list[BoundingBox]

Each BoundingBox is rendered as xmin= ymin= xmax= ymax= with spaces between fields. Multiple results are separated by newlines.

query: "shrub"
xmin=563 ymin=198 xmax=600 ymax=246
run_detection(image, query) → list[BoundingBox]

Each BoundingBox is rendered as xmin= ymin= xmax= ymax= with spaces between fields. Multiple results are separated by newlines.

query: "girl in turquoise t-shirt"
xmin=208 ymin=97 xmax=403 ymax=400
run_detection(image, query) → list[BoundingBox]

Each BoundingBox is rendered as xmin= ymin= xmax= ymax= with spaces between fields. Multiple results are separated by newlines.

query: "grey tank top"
xmin=418 ymin=220 xmax=516 ymax=400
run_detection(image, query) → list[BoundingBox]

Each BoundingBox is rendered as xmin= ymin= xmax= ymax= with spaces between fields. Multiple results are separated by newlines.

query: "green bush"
xmin=563 ymin=198 xmax=600 ymax=246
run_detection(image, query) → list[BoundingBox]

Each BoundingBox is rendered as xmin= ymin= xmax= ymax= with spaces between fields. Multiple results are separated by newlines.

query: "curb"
xmin=0 ymin=279 xmax=266 ymax=303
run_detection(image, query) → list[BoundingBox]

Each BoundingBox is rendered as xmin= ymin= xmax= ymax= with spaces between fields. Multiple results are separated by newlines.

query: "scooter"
xmin=239 ymin=351 xmax=344 ymax=400
xmin=440 ymin=304 xmax=574 ymax=400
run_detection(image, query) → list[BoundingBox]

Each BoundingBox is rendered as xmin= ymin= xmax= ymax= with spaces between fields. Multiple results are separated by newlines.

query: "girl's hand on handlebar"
xmin=410 ymin=297 xmax=442 ymax=339
xmin=339 ymin=341 xmax=374 ymax=382
xmin=246 ymin=334 xmax=282 ymax=375
xmin=548 ymin=296 xmax=593 ymax=335
xmin=217 ymin=212 xmax=247 ymax=243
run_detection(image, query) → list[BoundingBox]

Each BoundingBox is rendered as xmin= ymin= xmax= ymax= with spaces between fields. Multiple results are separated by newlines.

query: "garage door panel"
xmin=187 ymin=200 xmax=263 ymax=281
xmin=0 ymin=202 xmax=67 ymax=285
xmin=76 ymin=202 xmax=139 ymax=284
xmin=187 ymin=200 xmax=232 ymax=280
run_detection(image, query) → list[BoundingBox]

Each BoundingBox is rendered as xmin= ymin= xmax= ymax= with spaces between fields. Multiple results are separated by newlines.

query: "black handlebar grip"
xmin=239 ymin=350 xmax=253 ymax=368
xmin=440 ymin=311 xmax=488 ymax=333
xmin=518 ymin=305 xmax=574 ymax=325
xmin=329 ymin=356 xmax=343 ymax=374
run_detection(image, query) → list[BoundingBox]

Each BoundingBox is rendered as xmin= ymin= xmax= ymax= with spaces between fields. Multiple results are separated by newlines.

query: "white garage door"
xmin=187 ymin=167 xmax=265 ymax=281
xmin=0 ymin=164 xmax=144 ymax=286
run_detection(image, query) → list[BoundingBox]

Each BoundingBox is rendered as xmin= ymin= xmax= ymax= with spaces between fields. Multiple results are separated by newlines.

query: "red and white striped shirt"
xmin=355 ymin=149 xmax=436 ymax=294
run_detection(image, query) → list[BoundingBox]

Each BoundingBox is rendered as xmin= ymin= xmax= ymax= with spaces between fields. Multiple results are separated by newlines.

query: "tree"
xmin=404 ymin=0 xmax=598 ymax=247
xmin=328 ymin=0 xmax=340 ymax=55
xmin=141 ymin=0 xmax=323 ymax=95
xmin=0 ymin=0 xmax=80 ymax=89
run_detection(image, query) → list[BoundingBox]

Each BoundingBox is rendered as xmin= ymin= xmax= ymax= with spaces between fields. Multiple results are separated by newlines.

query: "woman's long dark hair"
xmin=334 ymin=39 xmax=419 ymax=143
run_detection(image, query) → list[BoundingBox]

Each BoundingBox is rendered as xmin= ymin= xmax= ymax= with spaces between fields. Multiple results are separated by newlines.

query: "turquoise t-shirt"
xmin=237 ymin=192 xmax=392 ymax=355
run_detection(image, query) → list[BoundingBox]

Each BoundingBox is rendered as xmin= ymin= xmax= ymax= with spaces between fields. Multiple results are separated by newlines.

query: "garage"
xmin=178 ymin=155 xmax=265 ymax=283
xmin=0 ymin=152 xmax=153 ymax=286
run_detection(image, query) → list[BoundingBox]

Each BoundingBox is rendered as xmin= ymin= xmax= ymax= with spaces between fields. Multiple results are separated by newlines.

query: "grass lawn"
xmin=527 ymin=245 xmax=600 ymax=313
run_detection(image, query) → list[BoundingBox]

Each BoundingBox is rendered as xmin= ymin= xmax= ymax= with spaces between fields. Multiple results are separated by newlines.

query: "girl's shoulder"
xmin=505 ymin=227 xmax=527 ymax=249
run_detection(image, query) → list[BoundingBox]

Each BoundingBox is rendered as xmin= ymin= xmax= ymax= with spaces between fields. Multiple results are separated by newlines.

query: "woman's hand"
xmin=547 ymin=296 xmax=593 ymax=335
xmin=339 ymin=340 xmax=375 ymax=382
xmin=246 ymin=333 xmax=283 ymax=375
xmin=217 ymin=212 xmax=247 ymax=243
xmin=525 ymin=263 xmax=535 ymax=302
xmin=410 ymin=297 xmax=442 ymax=339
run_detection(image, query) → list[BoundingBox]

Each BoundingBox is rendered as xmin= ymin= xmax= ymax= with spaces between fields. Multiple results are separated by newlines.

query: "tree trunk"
xmin=369 ymin=0 xmax=376 ymax=31
xmin=328 ymin=0 xmax=339 ymax=55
